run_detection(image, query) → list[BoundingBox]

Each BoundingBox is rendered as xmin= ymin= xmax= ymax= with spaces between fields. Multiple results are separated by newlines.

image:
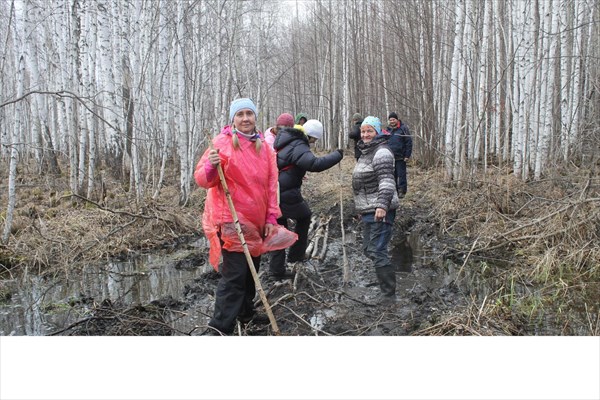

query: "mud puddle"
xmin=0 ymin=225 xmax=498 ymax=336
xmin=0 ymin=239 xmax=213 ymax=335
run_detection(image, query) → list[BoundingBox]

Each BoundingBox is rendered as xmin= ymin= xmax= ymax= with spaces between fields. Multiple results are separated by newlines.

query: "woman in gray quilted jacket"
xmin=352 ymin=116 xmax=399 ymax=301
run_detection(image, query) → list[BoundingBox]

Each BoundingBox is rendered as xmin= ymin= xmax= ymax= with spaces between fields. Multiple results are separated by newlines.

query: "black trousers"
xmin=394 ymin=159 xmax=408 ymax=193
xmin=209 ymin=248 xmax=261 ymax=334
xmin=269 ymin=214 xmax=311 ymax=275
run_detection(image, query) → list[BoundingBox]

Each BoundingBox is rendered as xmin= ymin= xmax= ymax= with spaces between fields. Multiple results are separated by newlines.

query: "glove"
xmin=336 ymin=149 xmax=344 ymax=157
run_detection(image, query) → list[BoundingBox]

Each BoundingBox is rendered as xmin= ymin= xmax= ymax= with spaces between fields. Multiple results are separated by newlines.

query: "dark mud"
xmin=7 ymin=176 xmax=588 ymax=336
xmin=0 ymin=194 xmax=492 ymax=336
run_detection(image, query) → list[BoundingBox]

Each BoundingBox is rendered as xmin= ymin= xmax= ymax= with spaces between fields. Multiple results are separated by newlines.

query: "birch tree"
xmin=534 ymin=0 xmax=554 ymax=180
xmin=2 ymin=0 xmax=600 ymax=218
xmin=444 ymin=0 xmax=466 ymax=180
xmin=2 ymin=1 xmax=24 ymax=244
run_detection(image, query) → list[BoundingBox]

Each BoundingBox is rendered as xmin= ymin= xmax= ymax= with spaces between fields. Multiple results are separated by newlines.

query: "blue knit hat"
xmin=229 ymin=98 xmax=257 ymax=122
xmin=361 ymin=116 xmax=382 ymax=136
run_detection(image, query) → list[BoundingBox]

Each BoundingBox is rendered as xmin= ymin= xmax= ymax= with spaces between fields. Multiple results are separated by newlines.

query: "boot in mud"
xmin=375 ymin=266 xmax=397 ymax=303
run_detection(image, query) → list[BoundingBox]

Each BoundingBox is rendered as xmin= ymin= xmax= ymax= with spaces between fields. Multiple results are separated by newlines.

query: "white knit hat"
xmin=303 ymin=119 xmax=323 ymax=141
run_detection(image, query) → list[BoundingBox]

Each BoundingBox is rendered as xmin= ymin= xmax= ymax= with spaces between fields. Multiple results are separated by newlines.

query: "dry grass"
xmin=409 ymin=166 xmax=600 ymax=335
xmin=413 ymin=295 xmax=522 ymax=336
xmin=1 ymin=157 xmax=599 ymax=335
xmin=0 ymin=166 xmax=204 ymax=274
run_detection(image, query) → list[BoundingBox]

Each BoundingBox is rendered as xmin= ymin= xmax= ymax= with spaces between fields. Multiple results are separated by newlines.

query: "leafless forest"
xmin=0 ymin=0 xmax=599 ymax=338
xmin=1 ymin=0 xmax=599 ymax=237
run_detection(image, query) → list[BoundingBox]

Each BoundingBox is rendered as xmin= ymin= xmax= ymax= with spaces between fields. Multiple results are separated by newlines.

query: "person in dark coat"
xmin=352 ymin=116 xmax=399 ymax=301
xmin=348 ymin=113 xmax=364 ymax=161
xmin=386 ymin=112 xmax=412 ymax=197
xmin=269 ymin=119 xmax=343 ymax=279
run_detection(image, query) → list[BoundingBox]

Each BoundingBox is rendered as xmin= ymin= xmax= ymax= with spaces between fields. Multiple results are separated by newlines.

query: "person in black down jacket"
xmin=269 ymin=119 xmax=343 ymax=279
xmin=348 ymin=113 xmax=364 ymax=161
xmin=352 ymin=116 xmax=399 ymax=302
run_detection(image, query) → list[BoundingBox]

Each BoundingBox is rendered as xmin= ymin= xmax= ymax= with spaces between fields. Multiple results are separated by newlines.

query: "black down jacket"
xmin=348 ymin=120 xmax=363 ymax=160
xmin=273 ymin=127 xmax=343 ymax=217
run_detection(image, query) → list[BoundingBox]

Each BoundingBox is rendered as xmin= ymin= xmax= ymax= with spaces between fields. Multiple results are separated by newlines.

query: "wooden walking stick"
xmin=210 ymin=146 xmax=280 ymax=335
xmin=338 ymin=132 xmax=350 ymax=284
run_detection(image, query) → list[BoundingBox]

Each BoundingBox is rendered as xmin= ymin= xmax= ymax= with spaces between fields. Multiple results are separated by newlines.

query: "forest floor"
xmin=0 ymin=155 xmax=599 ymax=336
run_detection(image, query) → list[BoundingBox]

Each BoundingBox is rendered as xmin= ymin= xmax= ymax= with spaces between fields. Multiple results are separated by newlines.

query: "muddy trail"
xmin=0 ymin=182 xmax=513 ymax=337
xmin=2 ymin=160 xmax=598 ymax=336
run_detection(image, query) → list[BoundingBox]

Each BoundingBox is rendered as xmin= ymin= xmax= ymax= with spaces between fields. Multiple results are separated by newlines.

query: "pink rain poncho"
xmin=263 ymin=127 xmax=276 ymax=148
xmin=194 ymin=126 xmax=298 ymax=269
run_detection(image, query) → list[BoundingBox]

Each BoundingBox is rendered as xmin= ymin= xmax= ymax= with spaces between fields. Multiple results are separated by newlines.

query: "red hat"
xmin=276 ymin=113 xmax=294 ymax=128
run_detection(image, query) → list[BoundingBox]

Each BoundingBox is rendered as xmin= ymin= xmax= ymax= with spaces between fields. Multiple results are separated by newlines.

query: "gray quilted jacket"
xmin=352 ymin=136 xmax=399 ymax=214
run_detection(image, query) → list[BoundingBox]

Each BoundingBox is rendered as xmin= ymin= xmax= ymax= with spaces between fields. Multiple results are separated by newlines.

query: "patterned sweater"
xmin=352 ymin=136 xmax=399 ymax=214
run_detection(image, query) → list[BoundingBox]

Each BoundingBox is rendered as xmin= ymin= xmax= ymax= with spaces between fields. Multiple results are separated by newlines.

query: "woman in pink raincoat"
xmin=194 ymin=98 xmax=296 ymax=335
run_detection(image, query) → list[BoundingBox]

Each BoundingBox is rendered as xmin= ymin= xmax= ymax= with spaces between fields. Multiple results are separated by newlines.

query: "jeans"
xmin=361 ymin=210 xmax=395 ymax=269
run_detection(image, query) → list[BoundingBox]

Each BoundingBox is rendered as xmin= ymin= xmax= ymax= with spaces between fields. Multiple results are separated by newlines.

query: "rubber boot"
xmin=375 ymin=266 xmax=396 ymax=298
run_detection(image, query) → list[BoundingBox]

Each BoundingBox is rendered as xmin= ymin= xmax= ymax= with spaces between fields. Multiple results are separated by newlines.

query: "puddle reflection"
xmin=0 ymin=246 xmax=209 ymax=335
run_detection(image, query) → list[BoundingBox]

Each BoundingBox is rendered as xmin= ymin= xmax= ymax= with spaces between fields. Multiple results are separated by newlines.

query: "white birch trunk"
xmin=109 ymin=0 xmax=124 ymax=168
xmin=212 ymin=2 xmax=224 ymax=134
xmin=466 ymin=1 xmax=478 ymax=163
xmin=0 ymin=1 xmax=16 ymax=159
xmin=484 ymin=3 xmax=495 ymax=172
xmin=453 ymin=0 xmax=471 ymax=181
xmin=444 ymin=0 xmax=465 ymax=180
xmin=513 ymin=1 xmax=531 ymax=180
xmin=534 ymin=0 xmax=554 ymax=180
xmin=568 ymin=0 xmax=585 ymax=158
xmin=495 ymin=0 xmax=507 ymax=163
xmin=176 ymin=1 xmax=190 ymax=205
xmin=379 ymin=4 xmax=389 ymax=116
xmin=53 ymin=1 xmax=71 ymax=155
xmin=97 ymin=0 xmax=116 ymax=159
xmin=24 ymin=0 xmax=44 ymax=171
xmin=86 ymin=4 xmax=99 ymax=199
xmin=129 ymin=0 xmax=143 ymax=203
xmin=152 ymin=0 xmax=172 ymax=200
xmin=475 ymin=2 xmax=488 ymax=164
xmin=77 ymin=4 xmax=91 ymax=193
xmin=69 ymin=0 xmax=82 ymax=195
xmin=2 ymin=8 xmax=25 ymax=244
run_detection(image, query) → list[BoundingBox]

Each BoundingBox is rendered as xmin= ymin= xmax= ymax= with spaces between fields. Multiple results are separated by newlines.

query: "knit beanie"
xmin=303 ymin=119 xmax=324 ymax=140
xmin=361 ymin=116 xmax=382 ymax=136
xmin=388 ymin=112 xmax=399 ymax=120
xmin=352 ymin=113 xmax=363 ymax=122
xmin=276 ymin=113 xmax=294 ymax=128
xmin=295 ymin=112 xmax=308 ymax=124
xmin=229 ymin=98 xmax=257 ymax=122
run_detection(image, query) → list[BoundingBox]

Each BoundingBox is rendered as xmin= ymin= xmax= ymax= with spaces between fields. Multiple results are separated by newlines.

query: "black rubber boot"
xmin=375 ymin=266 xmax=396 ymax=297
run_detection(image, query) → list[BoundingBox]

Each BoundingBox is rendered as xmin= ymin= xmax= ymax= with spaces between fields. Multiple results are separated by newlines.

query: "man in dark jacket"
xmin=386 ymin=112 xmax=412 ymax=197
xmin=269 ymin=119 xmax=343 ymax=279
xmin=348 ymin=113 xmax=364 ymax=160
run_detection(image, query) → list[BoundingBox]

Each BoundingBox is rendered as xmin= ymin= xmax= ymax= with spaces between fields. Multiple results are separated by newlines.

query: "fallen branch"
xmin=65 ymin=193 xmax=175 ymax=223
xmin=309 ymin=215 xmax=332 ymax=259
xmin=317 ymin=217 xmax=331 ymax=260
xmin=495 ymin=197 xmax=599 ymax=240
xmin=277 ymin=303 xmax=332 ymax=336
